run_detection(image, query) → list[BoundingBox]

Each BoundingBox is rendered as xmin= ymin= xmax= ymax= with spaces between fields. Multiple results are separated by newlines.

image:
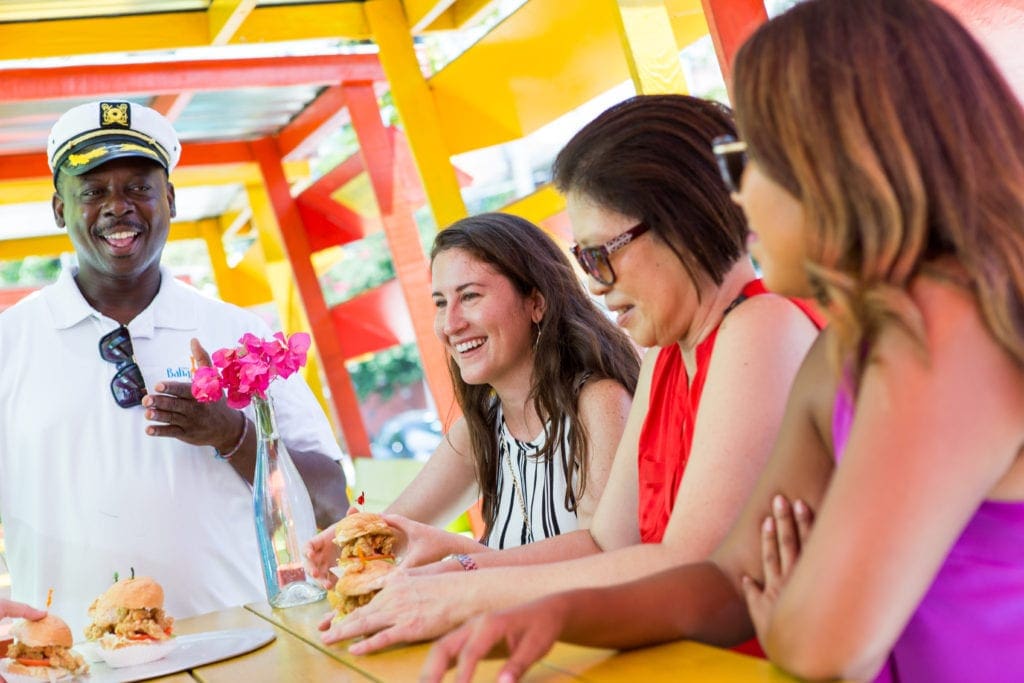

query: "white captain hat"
xmin=47 ymin=100 xmax=182 ymax=179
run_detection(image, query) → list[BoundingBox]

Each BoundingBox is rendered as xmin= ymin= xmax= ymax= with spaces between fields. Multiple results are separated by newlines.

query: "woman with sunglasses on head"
xmin=320 ymin=94 xmax=822 ymax=653
xmin=307 ymin=213 xmax=640 ymax=573
xmin=423 ymin=1 xmax=1024 ymax=681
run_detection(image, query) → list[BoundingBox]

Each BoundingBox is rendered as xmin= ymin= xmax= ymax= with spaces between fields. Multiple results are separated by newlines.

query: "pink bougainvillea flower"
xmin=191 ymin=331 xmax=311 ymax=408
xmin=268 ymin=331 xmax=310 ymax=379
xmin=191 ymin=366 xmax=223 ymax=402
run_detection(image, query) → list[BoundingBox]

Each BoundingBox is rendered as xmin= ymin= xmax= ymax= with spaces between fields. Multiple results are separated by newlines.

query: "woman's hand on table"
xmin=306 ymin=521 xmax=342 ymax=589
xmin=741 ymin=494 xmax=815 ymax=644
xmin=419 ymin=596 xmax=569 ymax=683
xmin=319 ymin=571 xmax=475 ymax=653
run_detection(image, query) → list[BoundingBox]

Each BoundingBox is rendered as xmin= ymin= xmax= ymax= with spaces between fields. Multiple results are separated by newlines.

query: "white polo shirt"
xmin=0 ymin=266 xmax=342 ymax=635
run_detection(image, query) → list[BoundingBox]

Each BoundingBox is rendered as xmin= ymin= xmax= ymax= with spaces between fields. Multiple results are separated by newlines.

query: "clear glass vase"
xmin=251 ymin=394 xmax=326 ymax=608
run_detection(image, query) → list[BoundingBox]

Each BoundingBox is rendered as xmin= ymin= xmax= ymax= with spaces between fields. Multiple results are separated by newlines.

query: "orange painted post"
xmin=343 ymin=82 xmax=459 ymax=427
xmin=700 ymin=0 xmax=768 ymax=82
xmin=250 ymin=135 xmax=372 ymax=457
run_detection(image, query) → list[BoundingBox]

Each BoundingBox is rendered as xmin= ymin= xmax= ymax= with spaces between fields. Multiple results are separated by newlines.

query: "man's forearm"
xmin=290 ymin=448 xmax=349 ymax=529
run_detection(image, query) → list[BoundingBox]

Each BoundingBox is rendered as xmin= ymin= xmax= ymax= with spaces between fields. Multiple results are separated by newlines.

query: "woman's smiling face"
xmin=431 ymin=248 xmax=543 ymax=392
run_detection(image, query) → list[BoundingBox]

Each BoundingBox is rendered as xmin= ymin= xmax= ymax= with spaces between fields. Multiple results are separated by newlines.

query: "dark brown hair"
xmin=431 ymin=213 xmax=640 ymax=535
xmin=553 ymin=94 xmax=748 ymax=291
xmin=733 ymin=0 xmax=1024 ymax=374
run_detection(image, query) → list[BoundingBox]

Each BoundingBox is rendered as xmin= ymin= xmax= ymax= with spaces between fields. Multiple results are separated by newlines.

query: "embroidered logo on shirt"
xmin=166 ymin=366 xmax=192 ymax=379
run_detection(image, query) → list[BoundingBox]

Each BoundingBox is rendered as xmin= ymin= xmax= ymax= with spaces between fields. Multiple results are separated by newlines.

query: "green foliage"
xmin=0 ymin=256 xmax=61 ymax=287
xmin=346 ymin=342 xmax=426 ymax=401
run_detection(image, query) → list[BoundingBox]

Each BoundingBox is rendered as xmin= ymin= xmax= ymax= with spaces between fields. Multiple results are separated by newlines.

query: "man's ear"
xmin=167 ymin=182 xmax=177 ymax=219
xmin=52 ymin=190 xmax=66 ymax=230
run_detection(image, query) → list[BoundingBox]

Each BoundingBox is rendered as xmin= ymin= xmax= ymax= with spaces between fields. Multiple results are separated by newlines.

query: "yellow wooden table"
xmin=243 ymin=599 xmax=803 ymax=682
xmin=145 ymin=605 xmax=368 ymax=682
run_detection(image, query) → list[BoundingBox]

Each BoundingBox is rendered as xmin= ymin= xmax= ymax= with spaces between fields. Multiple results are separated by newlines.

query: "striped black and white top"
xmin=482 ymin=406 xmax=580 ymax=549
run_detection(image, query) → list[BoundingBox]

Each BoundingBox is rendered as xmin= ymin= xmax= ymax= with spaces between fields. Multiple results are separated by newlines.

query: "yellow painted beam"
xmin=402 ymin=0 xmax=457 ymax=32
xmin=365 ymin=0 xmax=467 ymax=229
xmin=450 ymin=0 xmax=498 ymax=27
xmin=614 ymin=0 xmax=689 ymax=94
xmin=0 ymin=162 xmax=308 ymax=209
xmin=230 ymin=4 xmax=371 ymax=44
xmin=246 ymin=183 xmax=287 ymax=264
xmin=0 ymin=13 xmax=208 ymax=60
xmin=500 ymin=184 xmax=566 ymax=226
xmin=209 ymin=0 xmax=258 ymax=45
xmin=1 ymin=220 xmax=211 ymax=260
xmin=429 ymin=0 xmax=634 ymax=154
xmin=0 ymin=5 xmax=371 ymax=60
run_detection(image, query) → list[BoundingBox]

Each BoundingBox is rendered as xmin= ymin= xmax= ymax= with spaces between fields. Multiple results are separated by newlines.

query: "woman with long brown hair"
xmin=309 ymin=212 xmax=639 ymax=567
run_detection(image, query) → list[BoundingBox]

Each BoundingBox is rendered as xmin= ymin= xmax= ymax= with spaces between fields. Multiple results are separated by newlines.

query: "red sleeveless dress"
xmin=635 ymin=280 xmax=824 ymax=657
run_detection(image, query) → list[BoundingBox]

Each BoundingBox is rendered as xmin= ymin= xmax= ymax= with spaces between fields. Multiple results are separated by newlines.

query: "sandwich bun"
xmin=2 ymin=614 xmax=88 ymax=681
xmin=332 ymin=512 xmax=392 ymax=546
xmin=333 ymin=558 xmax=393 ymax=596
xmin=92 ymin=576 xmax=164 ymax=612
xmin=10 ymin=615 xmax=73 ymax=649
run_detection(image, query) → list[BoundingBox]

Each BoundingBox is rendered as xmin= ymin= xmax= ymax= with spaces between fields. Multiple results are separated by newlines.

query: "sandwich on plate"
xmin=0 ymin=614 xmax=88 ymax=682
xmin=84 ymin=576 xmax=177 ymax=668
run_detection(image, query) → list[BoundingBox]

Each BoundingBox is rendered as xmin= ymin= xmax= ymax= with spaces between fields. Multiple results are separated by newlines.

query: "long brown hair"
xmin=733 ymin=0 xmax=1024 ymax=377
xmin=431 ymin=213 xmax=640 ymax=534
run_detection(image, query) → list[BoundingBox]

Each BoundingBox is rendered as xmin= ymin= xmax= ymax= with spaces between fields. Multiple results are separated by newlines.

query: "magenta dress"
xmin=833 ymin=386 xmax=1024 ymax=682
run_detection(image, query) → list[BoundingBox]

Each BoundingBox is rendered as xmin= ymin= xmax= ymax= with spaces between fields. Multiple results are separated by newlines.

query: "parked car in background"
xmin=370 ymin=409 xmax=443 ymax=461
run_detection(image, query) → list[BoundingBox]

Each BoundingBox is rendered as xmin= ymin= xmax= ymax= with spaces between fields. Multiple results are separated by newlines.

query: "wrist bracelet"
xmin=214 ymin=413 xmax=248 ymax=461
xmin=443 ymin=553 xmax=478 ymax=571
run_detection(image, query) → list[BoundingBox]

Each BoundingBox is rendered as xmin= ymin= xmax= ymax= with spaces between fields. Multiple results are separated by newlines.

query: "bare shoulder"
xmin=719 ymin=291 xmax=820 ymax=342
xmin=577 ymin=377 xmax=633 ymax=427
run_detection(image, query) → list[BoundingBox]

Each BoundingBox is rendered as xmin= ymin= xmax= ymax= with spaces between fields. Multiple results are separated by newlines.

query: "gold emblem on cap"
xmin=100 ymin=102 xmax=130 ymax=129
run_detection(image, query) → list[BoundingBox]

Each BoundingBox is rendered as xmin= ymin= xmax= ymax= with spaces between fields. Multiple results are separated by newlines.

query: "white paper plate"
xmin=0 ymin=658 xmax=79 ymax=683
xmin=75 ymin=628 xmax=276 ymax=683
xmin=96 ymin=638 xmax=178 ymax=669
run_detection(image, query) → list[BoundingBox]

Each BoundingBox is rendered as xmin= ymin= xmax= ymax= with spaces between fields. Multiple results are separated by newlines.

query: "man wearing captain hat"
xmin=0 ymin=100 xmax=349 ymax=633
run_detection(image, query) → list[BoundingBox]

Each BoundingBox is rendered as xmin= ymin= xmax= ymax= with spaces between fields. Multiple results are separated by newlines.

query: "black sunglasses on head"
xmin=99 ymin=325 xmax=147 ymax=408
xmin=570 ymin=221 xmax=650 ymax=286
xmin=712 ymin=134 xmax=748 ymax=194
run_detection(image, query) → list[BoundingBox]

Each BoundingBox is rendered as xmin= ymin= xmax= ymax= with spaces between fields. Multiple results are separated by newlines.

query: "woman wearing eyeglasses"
xmin=320 ymin=94 xmax=822 ymax=653
xmin=307 ymin=213 xmax=640 ymax=574
xmin=423 ymin=1 xmax=1024 ymax=681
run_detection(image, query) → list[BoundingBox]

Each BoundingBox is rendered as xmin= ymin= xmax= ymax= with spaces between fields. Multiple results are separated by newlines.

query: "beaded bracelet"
xmin=443 ymin=553 xmax=479 ymax=571
xmin=214 ymin=413 xmax=249 ymax=461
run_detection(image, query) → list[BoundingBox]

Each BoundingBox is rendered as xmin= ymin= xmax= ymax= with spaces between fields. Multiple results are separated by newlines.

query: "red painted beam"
xmin=700 ymin=0 xmax=768 ymax=82
xmin=344 ymin=83 xmax=395 ymax=215
xmin=305 ymin=153 xmax=365 ymax=198
xmin=329 ymin=279 xmax=416 ymax=358
xmin=296 ymin=193 xmax=373 ymax=251
xmin=0 ymin=140 xmax=258 ymax=181
xmin=346 ymin=83 xmax=458 ymax=426
xmin=278 ymin=85 xmax=351 ymax=161
xmin=250 ymin=135 xmax=372 ymax=457
xmin=0 ymin=54 xmax=384 ymax=103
